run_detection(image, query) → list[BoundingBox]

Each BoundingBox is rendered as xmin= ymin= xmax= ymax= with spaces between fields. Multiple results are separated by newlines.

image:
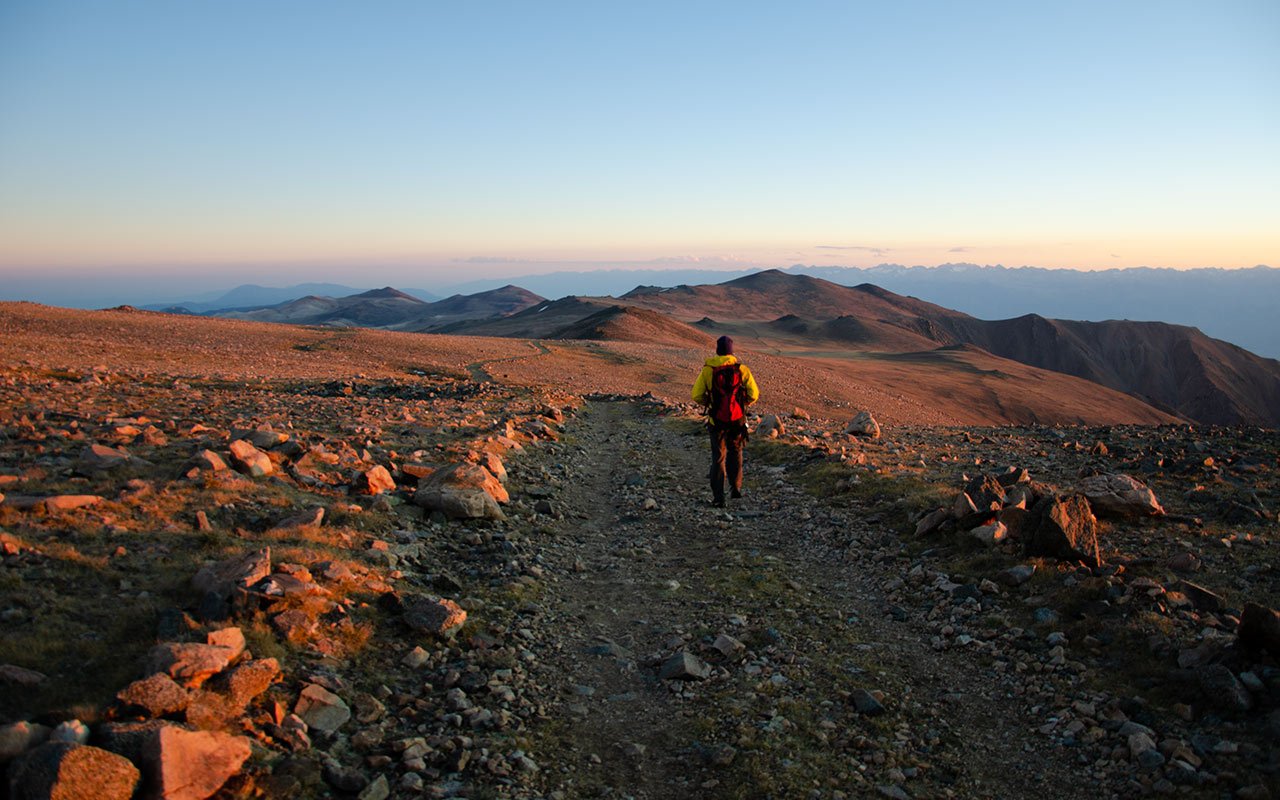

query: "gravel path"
xmin=516 ymin=400 xmax=1096 ymax=799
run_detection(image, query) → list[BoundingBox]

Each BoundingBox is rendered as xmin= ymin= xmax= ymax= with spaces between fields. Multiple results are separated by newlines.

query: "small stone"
xmin=189 ymin=450 xmax=228 ymax=473
xmin=357 ymin=775 xmax=390 ymax=800
xmin=269 ymin=506 xmax=325 ymax=531
xmin=191 ymin=548 xmax=271 ymax=600
xmin=294 ymin=684 xmax=351 ymax=732
xmin=659 ymin=651 xmax=711 ymax=681
xmin=402 ymin=596 xmax=467 ymax=638
xmin=851 ymin=689 xmax=887 ymax=716
xmin=712 ymin=634 xmax=745 ymax=657
xmin=0 ymin=664 xmax=48 ymax=687
xmin=352 ymin=693 xmax=386 ymax=724
xmin=401 ymin=646 xmax=430 ymax=668
xmin=0 ymin=721 xmax=51 ymax=762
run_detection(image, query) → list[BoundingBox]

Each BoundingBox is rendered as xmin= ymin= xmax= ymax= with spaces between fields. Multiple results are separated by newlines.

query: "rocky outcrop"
xmin=1024 ymin=494 xmax=1100 ymax=566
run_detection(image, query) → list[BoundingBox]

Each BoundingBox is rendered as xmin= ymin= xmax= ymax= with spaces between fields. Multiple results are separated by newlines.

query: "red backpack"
xmin=710 ymin=363 xmax=746 ymax=423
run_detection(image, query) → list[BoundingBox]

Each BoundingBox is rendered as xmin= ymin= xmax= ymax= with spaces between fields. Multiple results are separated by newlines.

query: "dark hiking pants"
xmin=709 ymin=422 xmax=748 ymax=502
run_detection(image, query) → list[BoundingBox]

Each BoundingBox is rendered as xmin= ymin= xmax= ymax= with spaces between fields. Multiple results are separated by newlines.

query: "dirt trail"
xmin=519 ymin=400 xmax=1097 ymax=799
xmin=467 ymin=340 xmax=550 ymax=381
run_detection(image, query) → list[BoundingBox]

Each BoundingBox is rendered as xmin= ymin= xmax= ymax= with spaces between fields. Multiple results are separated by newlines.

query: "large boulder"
xmin=142 ymin=726 xmax=251 ymax=800
xmin=116 ymin=673 xmax=189 ymax=717
xmin=424 ymin=462 xmax=508 ymax=504
xmin=145 ymin=641 xmax=238 ymax=689
xmin=227 ymin=440 xmax=273 ymax=477
xmin=844 ymin=411 xmax=880 ymax=438
xmin=76 ymin=444 xmax=131 ymax=473
xmin=1079 ymin=474 xmax=1164 ymax=517
xmin=351 ymin=465 xmax=395 ymax=495
xmin=1023 ymin=494 xmax=1100 ymax=566
xmin=7 ymin=742 xmax=139 ymax=800
xmin=188 ymin=449 xmax=228 ymax=472
xmin=756 ymin=415 xmax=784 ymax=439
xmin=414 ymin=487 xmax=504 ymax=521
xmin=214 ymin=657 xmax=280 ymax=709
xmin=914 ymin=507 xmax=949 ymax=537
xmin=413 ymin=462 xmax=507 ymax=520
xmin=87 ymin=720 xmax=171 ymax=766
xmin=963 ymin=474 xmax=1006 ymax=510
xmin=1238 ymin=603 xmax=1280 ymax=661
xmin=0 ymin=665 xmax=46 ymax=688
xmin=1196 ymin=664 xmax=1254 ymax=712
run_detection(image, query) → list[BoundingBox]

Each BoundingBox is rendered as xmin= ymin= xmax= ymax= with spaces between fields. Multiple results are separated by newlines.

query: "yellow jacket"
xmin=692 ymin=355 xmax=760 ymax=409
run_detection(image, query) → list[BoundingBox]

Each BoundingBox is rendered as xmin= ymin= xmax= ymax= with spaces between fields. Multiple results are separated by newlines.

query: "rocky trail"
xmin=511 ymin=400 xmax=1097 ymax=799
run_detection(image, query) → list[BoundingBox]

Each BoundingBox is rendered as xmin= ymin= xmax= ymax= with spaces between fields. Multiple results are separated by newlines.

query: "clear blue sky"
xmin=1 ymin=0 xmax=1277 ymax=302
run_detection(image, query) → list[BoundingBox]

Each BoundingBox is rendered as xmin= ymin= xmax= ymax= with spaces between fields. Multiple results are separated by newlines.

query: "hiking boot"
xmin=712 ymin=497 xmax=726 ymax=508
xmin=730 ymin=488 xmax=743 ymax=499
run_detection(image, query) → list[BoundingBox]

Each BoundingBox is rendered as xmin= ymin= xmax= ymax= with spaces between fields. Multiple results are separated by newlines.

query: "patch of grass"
xmin=746 ymin=437 xmax=801 ymax=466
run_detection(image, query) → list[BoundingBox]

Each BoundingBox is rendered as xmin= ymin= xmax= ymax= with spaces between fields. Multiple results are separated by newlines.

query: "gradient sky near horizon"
xmin=1 ymin=0 xmax=1277 ymax=301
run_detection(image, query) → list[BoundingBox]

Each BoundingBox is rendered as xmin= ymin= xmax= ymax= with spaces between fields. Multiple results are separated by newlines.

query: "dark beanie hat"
xmin=716 ymin=336 xmax=734 ymax=356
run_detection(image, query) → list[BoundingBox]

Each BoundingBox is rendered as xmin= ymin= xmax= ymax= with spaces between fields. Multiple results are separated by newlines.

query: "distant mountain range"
xmin=205 ymin=285 xmax=543 ymax=331
xmin=159 ymin=269 xmax=1280 ymax=427
xmin=143 ymin=264 xmax=1278 ymax=359
xmin=145 ymin=283 xmax=441 ymax=314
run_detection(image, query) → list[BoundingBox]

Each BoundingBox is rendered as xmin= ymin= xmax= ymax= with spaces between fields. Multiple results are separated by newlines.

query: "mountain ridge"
xmin=127 ymin=269 xmax=1280 ymax=427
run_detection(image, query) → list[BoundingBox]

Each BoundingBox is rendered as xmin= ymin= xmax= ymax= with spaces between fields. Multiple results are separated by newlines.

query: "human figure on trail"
xmin=692 ymin=335 xmax=760 ymax=507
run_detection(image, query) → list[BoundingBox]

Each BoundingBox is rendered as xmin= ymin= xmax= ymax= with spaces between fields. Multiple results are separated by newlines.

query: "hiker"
xmin=692 ymin=335 xmax=760 ymax=507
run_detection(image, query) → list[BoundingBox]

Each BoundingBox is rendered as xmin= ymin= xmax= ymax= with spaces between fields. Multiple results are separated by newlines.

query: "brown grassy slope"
xmin=617 ymin=271 xmax=1280 ymax=426
xmin=621 ymin=269 xmax=964 ymax=325
xmin=400 ymin=285 xmax=546 ymax=331
xmin=0 ymin=302 xmax=513 ymax=380
xmin=552 ymin=305 xmax=714 ymax=348
xmin=931 ymin=315 xmax=1280 ymax=426
xmin=423 ymin=296 xmax=612 ymax=338
xmin=0 ymin=302 xmax=1179 ymax=426
xmin=220 ymin=287 xmax=428 ymax=327
xmin=482 ymin=338 xmax=1181 ymax=426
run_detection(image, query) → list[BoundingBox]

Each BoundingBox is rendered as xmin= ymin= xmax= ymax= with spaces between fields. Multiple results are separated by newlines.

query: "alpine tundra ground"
xmin=0 ymin=304 xmax=1277 ymax=799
